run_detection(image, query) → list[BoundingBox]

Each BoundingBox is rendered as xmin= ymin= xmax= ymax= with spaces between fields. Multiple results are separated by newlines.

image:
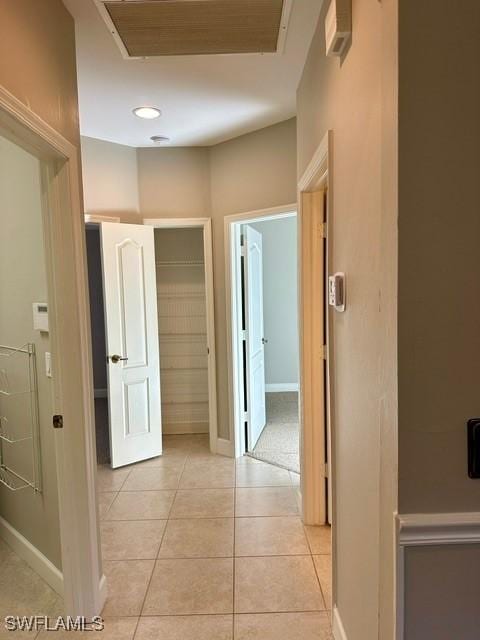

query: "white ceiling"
xmin=63 ymin=0 xmax=322 ymax=148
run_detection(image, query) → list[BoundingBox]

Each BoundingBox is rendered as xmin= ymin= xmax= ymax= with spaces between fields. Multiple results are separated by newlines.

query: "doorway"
xmin=85 ymin=217 xmax=218 ymax=469
xmin=0 ymin=131 xmax=64 ymax=620
xmin=226 ymin=208 xmax=301 ymax=477
xmin=0 ymin=87 xmax=103 ymax=618
xmin=239 ymin=215 xmax=300 ymax=474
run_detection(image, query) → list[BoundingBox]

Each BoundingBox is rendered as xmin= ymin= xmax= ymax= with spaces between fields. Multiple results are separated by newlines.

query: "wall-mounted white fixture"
xmin=328 ymin=273 xmax=346 ymax=312
xmin=325 ymin=0 xmax=351 ymax=57
xmin=150 ymin=135 xmax=170 ymax=144
xmin=45 ymin=352 xmax=52 ymax=378
xmin=32 ymin=302 xmax=49 ymax=332
xmin=133 ymin=106 xmax=161 ymax=120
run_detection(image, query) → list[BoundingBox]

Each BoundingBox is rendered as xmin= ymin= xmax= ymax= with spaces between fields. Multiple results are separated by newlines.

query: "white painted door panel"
xmin=100 ymin=223 xmax=162 ymax=468
xmin=244 ymin=225 xmax=266 ymax=450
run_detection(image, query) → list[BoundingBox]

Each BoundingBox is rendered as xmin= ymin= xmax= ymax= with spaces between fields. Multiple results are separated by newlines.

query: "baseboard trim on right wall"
xmin=332 ymin=606 xmax=348 ymax=640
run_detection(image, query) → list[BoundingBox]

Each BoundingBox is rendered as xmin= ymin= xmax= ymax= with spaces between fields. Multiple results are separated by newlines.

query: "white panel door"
xmin=100 ymin=223 xmax=162 ymax=468
xmin=244 ymin=225 xmax=266 ymax=450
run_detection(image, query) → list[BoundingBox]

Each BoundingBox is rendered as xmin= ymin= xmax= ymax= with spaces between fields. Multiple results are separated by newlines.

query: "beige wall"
xmin=136 ymin=119 xmax=297 ymax=439
xmin=209 ymin=119 xmax=297 ymax=440
xmin=398 ymin=2 xmax=480 ymax=636
xmin=398 ymin=0 xmax=480 ymax=514
xmin=138 ymin=147 xmax=211 ymax=219
xmin=81 ymin=136 xmax=140 ymax=223
xmin=0 ymin=0 xmax=80 ymax=147
xmin=297 ymin=1 xmax=398 ymax=639
xmin=404 ymin=545 xmax=480 ymax=640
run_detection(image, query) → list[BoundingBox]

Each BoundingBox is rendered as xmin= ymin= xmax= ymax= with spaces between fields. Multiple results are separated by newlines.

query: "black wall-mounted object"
xmin=467 ymin=419 xmax=480 ymax=478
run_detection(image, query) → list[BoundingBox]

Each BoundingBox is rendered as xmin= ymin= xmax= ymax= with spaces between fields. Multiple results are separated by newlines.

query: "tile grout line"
xmin=133 ymin=446 xmax=190 ymax=636
xmin=312 ymin=554 xmax=330 ymax=614
xmin=100 ymin=490 xmax=119 ymax=521
xmin=303 ymin=523 xmax=330 ymax=614
xmin=115 ymin=609 xmax=329 ymax=619
xmin=103 ymin=551 xmax=321 ymax=562
xmin=99 ymin=436 xmax=332 ymax=635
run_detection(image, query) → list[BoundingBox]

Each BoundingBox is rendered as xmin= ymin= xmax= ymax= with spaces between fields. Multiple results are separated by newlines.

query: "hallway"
xmin=97 ymin=434 xmax=332 ymax=639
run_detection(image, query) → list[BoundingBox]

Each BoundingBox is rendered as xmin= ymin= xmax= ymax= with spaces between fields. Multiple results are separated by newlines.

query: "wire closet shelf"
xmin=0 ymin=343 xmax=42 ymax=492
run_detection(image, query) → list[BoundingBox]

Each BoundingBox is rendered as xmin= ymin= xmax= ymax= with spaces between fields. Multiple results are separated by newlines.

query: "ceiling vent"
xmin=95 ymin=0 xmax=293 ymax=59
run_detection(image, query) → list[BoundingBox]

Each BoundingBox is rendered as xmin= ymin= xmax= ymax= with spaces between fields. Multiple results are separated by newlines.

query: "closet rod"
xmin=156 ymin=260 xmax=204 ymax=267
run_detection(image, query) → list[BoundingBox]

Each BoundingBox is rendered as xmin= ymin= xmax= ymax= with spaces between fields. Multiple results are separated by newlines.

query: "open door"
xmin=100 ymin=222 xmax=162 ymax=468
xmin=300 ymin=190 xmax=327 ymax=524
xmin=244 ymin=225 xmax=266 ymax=450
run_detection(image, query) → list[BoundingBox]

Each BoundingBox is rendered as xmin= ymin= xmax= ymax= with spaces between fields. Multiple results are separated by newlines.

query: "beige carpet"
xmin=250 ymin=392 xmax=300 ymax=473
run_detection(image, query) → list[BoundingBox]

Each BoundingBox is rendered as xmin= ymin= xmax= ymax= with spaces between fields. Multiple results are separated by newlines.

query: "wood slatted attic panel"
xmin=102 ymin=0 xmax=285 ymax=57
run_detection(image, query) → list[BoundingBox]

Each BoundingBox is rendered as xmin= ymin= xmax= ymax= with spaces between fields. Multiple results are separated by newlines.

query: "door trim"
xmin=0 ymin=85 xmax=104 ymax=617
xmin=298 ymin=131 xmax=333 ymax=526
xmin=85 ymin=214 xmax=120 ymax=224
xmin=224 ymin=205 xmax=297 ymax=459
xmin=142 ymin=217 xmax=218 ymax=454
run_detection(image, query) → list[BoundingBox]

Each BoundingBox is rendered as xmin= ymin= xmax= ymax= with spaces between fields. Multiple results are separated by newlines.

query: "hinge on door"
xmin=324 ymin=462 xmax=329 ymax=478
xmin=319 ymin=222 xmax=327 ymax=239
xmin=52 ymin=415 xmax=63 ymax=429
xmin=241 ymin=244 xmax=247 ymax=257
xmin=320 ymin=344 xmax=327 ymax=360
xmin=241 ymin=330 xmax=247 ymax=341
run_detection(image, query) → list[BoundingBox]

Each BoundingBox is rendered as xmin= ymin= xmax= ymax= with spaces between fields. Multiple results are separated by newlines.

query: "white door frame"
xmin=0 ymin=86 xmax=105 ymax=617
xmin=224 ymin=205 xmax=297 ymax=459
xmin=297 ymin=131 xmax=333 ymax=527
xmin=143 ymin=218 xmax=218 ymax=454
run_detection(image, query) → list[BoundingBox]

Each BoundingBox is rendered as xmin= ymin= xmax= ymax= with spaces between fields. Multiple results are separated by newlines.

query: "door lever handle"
xmin=109 ymin=355 xmax=128 ymax=364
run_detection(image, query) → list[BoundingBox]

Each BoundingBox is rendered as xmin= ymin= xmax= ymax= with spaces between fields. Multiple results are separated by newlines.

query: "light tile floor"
xmin=0 ymin=537 xmax=64 ymax=639
xmin=97 ymin=434 xmax=333 ymax=639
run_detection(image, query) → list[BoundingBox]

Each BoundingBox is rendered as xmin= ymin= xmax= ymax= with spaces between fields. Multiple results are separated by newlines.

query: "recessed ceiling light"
xmin=150 ymin=135 xmax=170 ymax=144
xmin=133 ymin=106 xmax=161 ymax=120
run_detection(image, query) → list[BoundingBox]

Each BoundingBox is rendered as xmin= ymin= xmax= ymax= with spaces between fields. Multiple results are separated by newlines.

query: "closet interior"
xmin=154 ymin=227 xmax=209 ymax=436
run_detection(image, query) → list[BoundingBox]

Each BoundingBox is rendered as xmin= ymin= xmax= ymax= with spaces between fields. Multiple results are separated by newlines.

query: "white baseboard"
xmin=265 ymin=383 xmax=299 ymax=392
xmin=216 ymin=437 xmax=234 ymax=457
xmin=163 ymin=422 xmax=209 ymax=435
xmin=94 ymin=388 xmax=107 ymax=399
xmin=332 ymin=606 xmax=348 ymax=640
xmin=0 ymin=515 xmax=63 ymax=596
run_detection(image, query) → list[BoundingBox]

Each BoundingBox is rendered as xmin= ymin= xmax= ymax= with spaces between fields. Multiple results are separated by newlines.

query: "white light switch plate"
xmin=45 ymin=352 xmax=52 ymax=378
xmin=328 ymin=272 xmax=346 ymax=312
